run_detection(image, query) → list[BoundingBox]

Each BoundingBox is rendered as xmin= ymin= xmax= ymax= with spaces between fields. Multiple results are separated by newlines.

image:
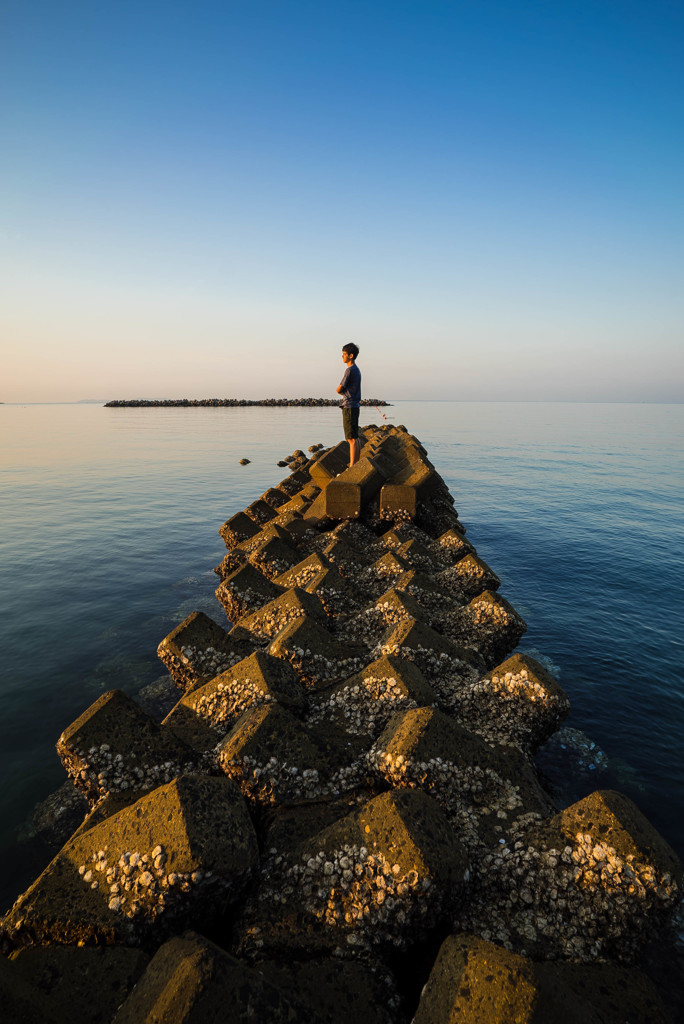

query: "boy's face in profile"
xmin=342 ymin=348 xmax=354 ymax=365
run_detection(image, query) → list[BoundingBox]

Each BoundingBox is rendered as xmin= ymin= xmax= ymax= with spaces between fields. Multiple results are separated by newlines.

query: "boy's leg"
xmin=349 ymin=408 xmax=360 ymax=466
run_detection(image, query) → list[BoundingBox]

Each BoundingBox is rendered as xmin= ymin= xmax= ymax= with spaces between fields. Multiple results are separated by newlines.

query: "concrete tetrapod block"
xmin=308 ymin=653 xmax=436 ymax=739
xmin=443 ymin=653 xmax=571 ymax=754
xmin=380 ymin=617 xmax=484 ymax=688
xmin=269 ymin=614 xmax=368 ymax=688
xmin=257 ymin=958 xmax=402 ymax=1024
xmin=157 ymin=611 xmax=253 ymax=692
xmin=57 ymin=689 xmax=195 ymax=805
xmin=442 ymin=590 xmax=527 ymax=667
xmin=379 ymin=483 xmax=417 ymax=519
xmin=413 ymin=933 xmax=673 ymax=1024
xmin=215 ymin=562 xmax=283 ymax=622
xmin=112 ymin=932 xmax=301 ymax=1024
xmin=260 ymin=486 xmax=291 ymax=510
xmin=277 ymin=467 xmax=312 ymax=495
xmin=369 ymin=707 xmax=555 ymax=851
xmin=247 ymin=533 xmax=302 ymax=579
xmin=273 ymin=551 xmax=332 ymax=590
xmin=0 ymin=953 xmax=67 ymax=1024
xmin=394 ymin=536 xmax=445 ymax=570
xmin=395 ymin=567 xmax=464 ymax=611
xmin=309 ymin=441 xmax=350 ymax=487
xmin=217 ymin=703 xmax=332 ymax=805
xmin=324 ymin=457 xmax=387 ymax=519
xmin=236 ymin=519 xmax=296 ymax=553
xmin=9 ymin=945 xmax=150 ymax=1024
xmin=437 ymin=526 xmax=473 ymax=559
xmin=437 ymin=553 xmax=501 ymax=599
xmin=460 ymin=789 xmax=683 ymax=963
xmin=272 ymin=509 xmax=317 ymax=544
xmin=244 ymin=498 xmax=277 ymax=525
xmin=237 ymin=586 xmax=328 ymax=640
xmin=1 ymin=775 xmax=259 ymax=949
xmin=320 ymin=534 xmax=373 ymax=573
xmin=363 ymin=550 xmax=412 ymax=588
xmin=345 ymin=587 xmax=432 ymax=649
xmin=163 ymin=650 xmax=307 ymax=751
xmin=237 ymin=789 xmax=469 ymax=959
xmin=219 ymin=510 xmax=261 ymax=548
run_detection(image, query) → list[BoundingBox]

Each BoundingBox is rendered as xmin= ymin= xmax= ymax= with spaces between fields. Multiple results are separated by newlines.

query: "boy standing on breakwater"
xmin=336 ymin=343 xmax=362 ymax=467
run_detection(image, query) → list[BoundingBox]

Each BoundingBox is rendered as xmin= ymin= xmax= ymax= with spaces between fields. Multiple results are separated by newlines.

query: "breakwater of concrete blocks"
xmin=1 ymin=424 xmax=681 ymax=1023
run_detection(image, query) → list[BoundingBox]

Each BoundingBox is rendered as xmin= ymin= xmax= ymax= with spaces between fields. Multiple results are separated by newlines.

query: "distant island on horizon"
xmin=104 ymin=397 xmax=391 ymax=408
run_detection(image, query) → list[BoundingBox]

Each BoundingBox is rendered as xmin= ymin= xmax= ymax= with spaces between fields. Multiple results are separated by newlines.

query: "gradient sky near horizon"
xmin=2 ymin=0 xmax=683 ymax=403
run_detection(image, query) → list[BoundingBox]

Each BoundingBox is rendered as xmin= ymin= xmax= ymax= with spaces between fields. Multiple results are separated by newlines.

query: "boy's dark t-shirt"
xmin=339 ymin=364 xmax=361 ymax=408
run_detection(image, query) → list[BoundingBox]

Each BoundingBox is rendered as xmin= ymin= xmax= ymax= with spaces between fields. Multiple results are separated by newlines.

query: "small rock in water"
xmin=239 ymin=458 xmax=251 ymax=465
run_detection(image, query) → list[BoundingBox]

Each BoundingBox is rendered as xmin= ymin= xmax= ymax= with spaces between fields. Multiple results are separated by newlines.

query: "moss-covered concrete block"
xmin=157 ymin=611 xmax=252 ymax=692
xmin=438 ymin=526 xmax=473 ymax=559
xmin=413 ymin=934 xmax=577 ymax=1024
xmin=260 ymin=486 xmax=291 ymax=510
xmin=379 ymin=483 xmax=417 ymax=519
xmin=163 ymin=651 xmax=306 ymax=750
xmin=324 ymin=457 xmax=387 ymax=519
xmin=1 ymin=775 xmax=258 ymax=949
xmin=436 ymin=590 xmax=527 ymax=667
xmin=57 ymin=689 xmax=195 ymax=804
xmin=112 ymin=932 xmax=300 ymax=1024
xmin=321 ymin=534 xmax=373 ymax=572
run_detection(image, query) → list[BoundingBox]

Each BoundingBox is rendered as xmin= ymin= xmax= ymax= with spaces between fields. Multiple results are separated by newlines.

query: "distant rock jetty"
xmin=104 ymin=397 xmax=391 ymax=408
xmin=1 ymin=424 xmax=681 ymax=1023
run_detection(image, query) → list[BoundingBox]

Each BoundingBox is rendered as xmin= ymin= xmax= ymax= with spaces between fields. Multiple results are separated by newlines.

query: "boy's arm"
xmin=336 ymin=368 xmax=350 ymax=396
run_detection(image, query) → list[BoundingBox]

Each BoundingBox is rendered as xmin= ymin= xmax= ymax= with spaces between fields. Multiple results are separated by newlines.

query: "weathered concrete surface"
xmin=237 ymin=789 xmax=469 ymax=959
xmin=112 ymin=932 xmax=302 ymax=1023
xmin=2 ymin=775 xmax=258 ymax=949
xmin=57 ymin=689 xmax=194 ymax=804
xmin=157 ymin=611 xmax=253 ymax=692
xmin=413 ymin=933 xmax=673 ymax=1024
xmin=162 ymin=650 xmax=306 ymax=751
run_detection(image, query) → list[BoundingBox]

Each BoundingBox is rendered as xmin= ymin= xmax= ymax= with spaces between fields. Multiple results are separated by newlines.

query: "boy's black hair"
xmin=342 ymin=343 xmax=360 ymax=360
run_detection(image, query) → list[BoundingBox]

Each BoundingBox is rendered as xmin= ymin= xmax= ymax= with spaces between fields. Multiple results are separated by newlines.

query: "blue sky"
xmin=2 ymin=0 xmax=683 ymax=401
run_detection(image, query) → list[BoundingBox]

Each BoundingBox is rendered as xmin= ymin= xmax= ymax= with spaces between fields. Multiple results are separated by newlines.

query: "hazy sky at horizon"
xmin=2 ymin=0 xmax=683 ymax=403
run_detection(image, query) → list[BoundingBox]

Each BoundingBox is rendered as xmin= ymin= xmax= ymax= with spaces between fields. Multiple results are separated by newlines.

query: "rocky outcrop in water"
xmin=1 ymin=423 xmax=681 ymax=1022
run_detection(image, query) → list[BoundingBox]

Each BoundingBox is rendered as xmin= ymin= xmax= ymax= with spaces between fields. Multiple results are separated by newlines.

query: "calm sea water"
xmin=1 ymin=401 xmax=683 ymax=909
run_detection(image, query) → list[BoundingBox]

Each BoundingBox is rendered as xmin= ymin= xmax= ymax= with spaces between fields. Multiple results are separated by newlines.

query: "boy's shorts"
xmin=342 ymin=407 xmax=359 ymax=440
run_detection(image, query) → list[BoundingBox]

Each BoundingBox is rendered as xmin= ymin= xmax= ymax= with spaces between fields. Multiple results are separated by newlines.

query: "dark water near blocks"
xmin=1 ymin=401 xmax=683 ymax=910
